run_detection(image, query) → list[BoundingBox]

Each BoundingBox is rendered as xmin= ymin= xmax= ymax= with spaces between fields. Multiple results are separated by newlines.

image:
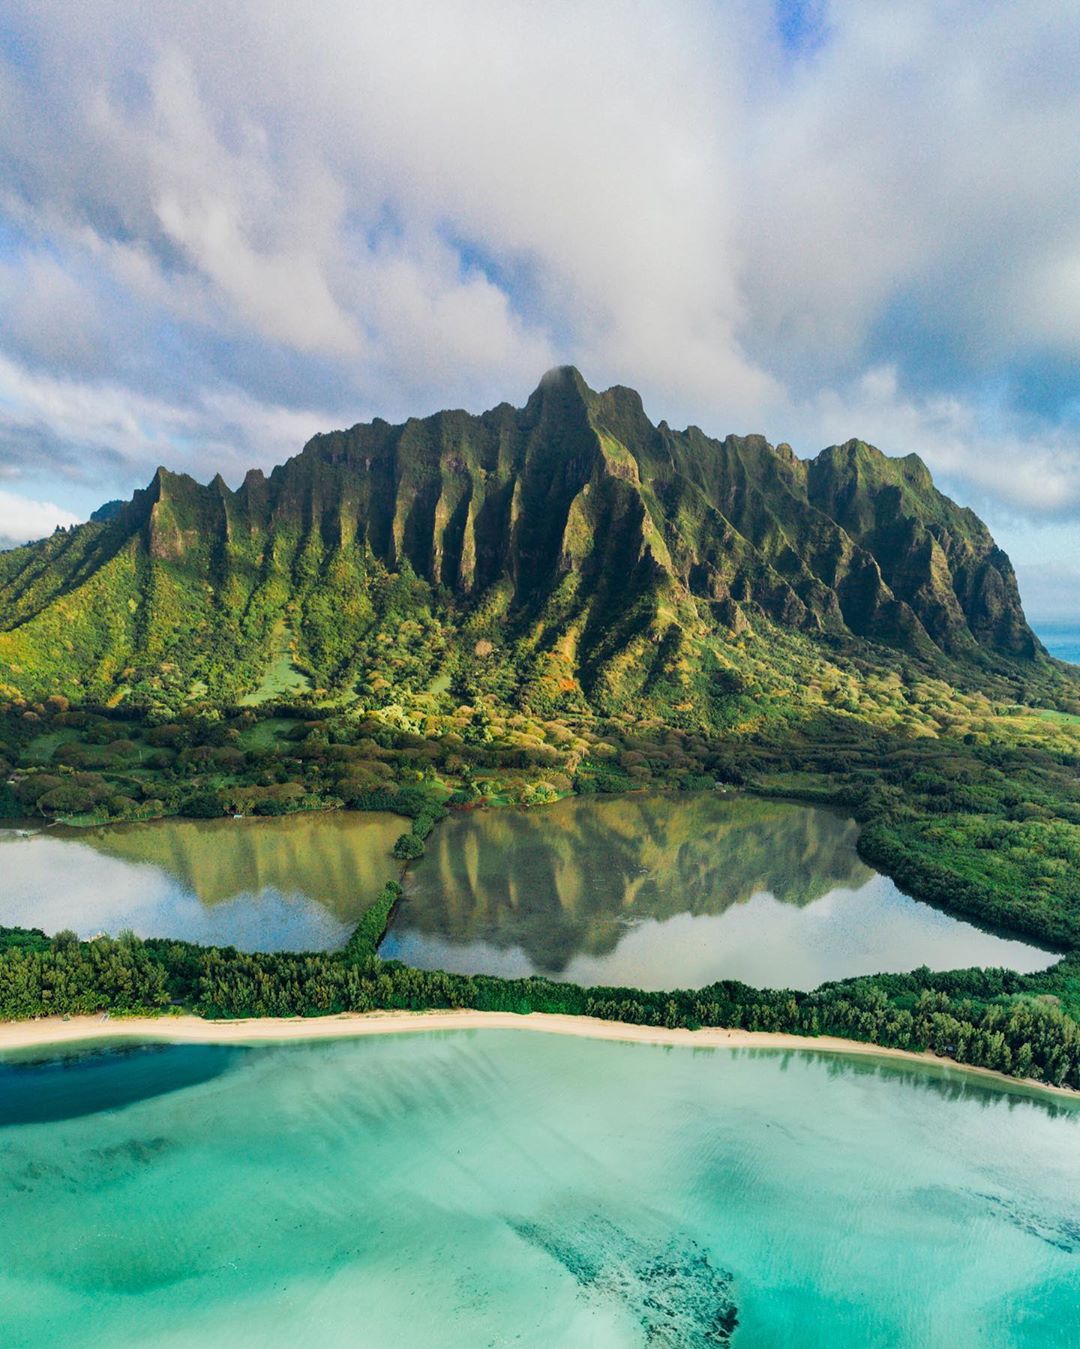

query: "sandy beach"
xmin=0 ymin=1008 xmax=1075 ymax=1103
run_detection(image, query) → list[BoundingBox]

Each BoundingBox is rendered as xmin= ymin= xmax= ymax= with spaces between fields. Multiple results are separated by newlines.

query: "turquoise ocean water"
xmin=1038 ymin=624 xmax=1080 ymax=665
xmin=1 ymin=1030 xmax=1077 ymax=1347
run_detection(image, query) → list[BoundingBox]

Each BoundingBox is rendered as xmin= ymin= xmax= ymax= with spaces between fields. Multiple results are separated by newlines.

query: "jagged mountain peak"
xmin=0 ymin=371 xmax=1045 ymax=709
xmin=535 ymin=363 xmax=590 ymax=390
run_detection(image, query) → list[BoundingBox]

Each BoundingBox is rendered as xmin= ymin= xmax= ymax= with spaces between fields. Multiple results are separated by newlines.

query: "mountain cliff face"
xmin=0 ymin=367 xmax=1043 ymax=712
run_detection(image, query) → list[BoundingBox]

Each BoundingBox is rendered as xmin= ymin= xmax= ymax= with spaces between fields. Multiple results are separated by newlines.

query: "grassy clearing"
xmin=240 ymin=625 xmax=312 ymax=706
xmin=23 ymin=730 xmax=76 ymax=764
xmin=236 ymin=717 xmax=301 ymax=750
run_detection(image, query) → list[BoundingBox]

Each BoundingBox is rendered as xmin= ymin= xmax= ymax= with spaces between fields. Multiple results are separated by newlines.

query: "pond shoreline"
xmin=379 ymin=791 xmax=1057 ymax=986
xmin=1 ymin=1009 xmax=1075 ymax=1104
xmin=2 ymin=793 xmax=1060 ymax=986
xmin=24 ymin=783 xmax=1059 ymax=961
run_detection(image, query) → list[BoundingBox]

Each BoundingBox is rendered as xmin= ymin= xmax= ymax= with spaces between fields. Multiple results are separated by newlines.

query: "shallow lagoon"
xmin=1 ymin=1030 xmax=1078 ymax=1347
xmin=0 ymin=793 xmax=1055 ymax=986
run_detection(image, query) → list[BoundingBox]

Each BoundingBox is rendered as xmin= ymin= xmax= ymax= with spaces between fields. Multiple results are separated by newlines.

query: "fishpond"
xmin=381 ymin=793 xmax=1054 ymax=988
xmin=0 ymin=1030 xmax=1077 ymax=1347
xmin=0 ymin=810 xmax=403 ymax=952
xmin=0 ymin=793 xmax=1054 ymax=988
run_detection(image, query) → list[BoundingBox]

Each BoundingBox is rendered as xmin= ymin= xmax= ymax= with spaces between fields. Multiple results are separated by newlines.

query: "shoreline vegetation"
xmin=1 ymin=1009 xmax=1077 ymax=1106
xmin=2 ymin=913 xmax=1079 ymax=1092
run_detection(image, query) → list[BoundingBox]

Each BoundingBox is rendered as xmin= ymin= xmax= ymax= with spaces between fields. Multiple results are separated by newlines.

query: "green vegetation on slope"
xmin=0 ymin=369 xmax=1063 ymax=717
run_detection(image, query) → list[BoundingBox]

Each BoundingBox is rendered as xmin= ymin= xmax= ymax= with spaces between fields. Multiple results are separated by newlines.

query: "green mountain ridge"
xmin=0 ymin=367 xmax=1052 ymax=714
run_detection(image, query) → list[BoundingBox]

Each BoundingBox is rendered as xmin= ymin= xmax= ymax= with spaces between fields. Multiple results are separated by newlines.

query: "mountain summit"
xmin=0 ymin=369 xmax=1044 ymax=714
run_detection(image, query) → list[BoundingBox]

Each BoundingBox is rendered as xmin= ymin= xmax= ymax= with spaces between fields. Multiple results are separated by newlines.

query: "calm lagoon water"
xmin=381 ymin=793 xmax=1055 ymax=989
xmin=0 ymin=1030 xmax=1077 ymax=1347
xmin=0 ymin=793 xmax=1054 ymax=985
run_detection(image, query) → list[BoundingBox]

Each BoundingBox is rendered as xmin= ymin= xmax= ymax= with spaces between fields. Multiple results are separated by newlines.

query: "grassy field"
xmin=240 ymin=624 xmax=312 ymax=705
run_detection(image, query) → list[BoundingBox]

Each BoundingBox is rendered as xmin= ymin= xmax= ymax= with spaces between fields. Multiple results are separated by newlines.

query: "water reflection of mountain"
xmin=397 ymin=793 xmax=874 ymax=973
xmin=69 ymin=812 xmax=402 ymax=920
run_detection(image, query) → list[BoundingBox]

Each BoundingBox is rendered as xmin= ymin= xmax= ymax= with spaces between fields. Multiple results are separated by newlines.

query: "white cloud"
xmin=0 ymin=252 xmax=107 ymax=375
xmin=793 ymin=365 xmax=1080 ymax=516
xmin=144 ymin=50 xmax=359 ymax=356
xmin=0 ymin=353 xmax=338 ymax=488
xmin=0 ymin=488 xmax=80 ymax=549
xmin=739 ymin=0 xmax=1080 ymax=376
xmin=0 ymin=0 xmax=1078 ymax=532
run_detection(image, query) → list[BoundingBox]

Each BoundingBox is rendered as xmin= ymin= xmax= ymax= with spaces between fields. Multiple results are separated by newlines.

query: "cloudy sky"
xmin=1 ymin=1 xmax=1078 ymax=619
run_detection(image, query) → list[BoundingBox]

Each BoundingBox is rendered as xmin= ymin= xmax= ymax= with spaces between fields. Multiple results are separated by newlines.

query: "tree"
xmin=392 ymin=831 xmax=425 ymax=860
xmin=182 ymin=791 xmax=225 ymax=818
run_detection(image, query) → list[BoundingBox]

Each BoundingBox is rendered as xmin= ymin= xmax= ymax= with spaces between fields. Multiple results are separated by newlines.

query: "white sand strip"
xmin=0 ymin=1008 xmax=1075 ymax=1102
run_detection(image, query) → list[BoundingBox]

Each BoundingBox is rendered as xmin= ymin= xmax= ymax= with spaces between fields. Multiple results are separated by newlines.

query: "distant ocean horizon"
xmin=1034 ymin=622 xmax=1080 ymax=666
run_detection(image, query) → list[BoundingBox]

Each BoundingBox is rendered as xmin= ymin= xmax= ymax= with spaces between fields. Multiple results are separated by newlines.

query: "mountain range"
xmin=0 ymin=367 xmax=1053 ymax=716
